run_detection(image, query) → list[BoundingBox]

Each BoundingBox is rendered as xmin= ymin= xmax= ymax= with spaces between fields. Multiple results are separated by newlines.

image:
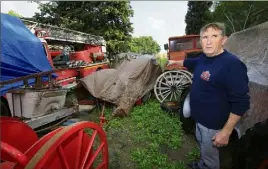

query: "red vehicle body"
xmin=164 ymin=35 xmax=202 ymax=71
xmin=1 ymin=19 xmax=110 ymax=117
xmin=165 ymin=35 xmax=202 ymax=60
xmin=30 ymin=21 xmax=110 ymax=88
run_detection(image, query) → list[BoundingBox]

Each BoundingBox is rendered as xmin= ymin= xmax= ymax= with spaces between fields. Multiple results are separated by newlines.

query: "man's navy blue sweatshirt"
xmin=183 ymin=50 xmax=250 ymax=130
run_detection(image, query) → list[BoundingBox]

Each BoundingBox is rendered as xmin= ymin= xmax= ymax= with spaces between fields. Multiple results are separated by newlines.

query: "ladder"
xmin=21 ymin=19 xmax=106 ymax=46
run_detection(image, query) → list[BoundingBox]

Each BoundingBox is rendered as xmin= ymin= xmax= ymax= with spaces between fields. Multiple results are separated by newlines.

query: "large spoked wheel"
xmin=1 ymin=101 xmax=11 ymax=116
xmin=0 ymin=127 xmax=64 ymax=169
xmin=25 ymin=121 xmax=109 ymax=169
xmin=154 ymin=70 xmax=193 ymax=103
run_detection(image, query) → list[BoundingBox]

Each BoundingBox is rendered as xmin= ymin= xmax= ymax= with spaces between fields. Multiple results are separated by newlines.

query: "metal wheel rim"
xmin=154 ymin=70 xmax=192 ymax=103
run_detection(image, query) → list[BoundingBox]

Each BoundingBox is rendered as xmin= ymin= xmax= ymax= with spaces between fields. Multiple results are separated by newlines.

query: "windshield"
xmin=196 ymin=37 xmax=201 ymax=49
xmin=169 ymin=38 xmax=194 ymax=52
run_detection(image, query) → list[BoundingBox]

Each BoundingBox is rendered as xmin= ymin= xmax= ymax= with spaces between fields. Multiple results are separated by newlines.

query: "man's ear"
xmin=221 ymin=36 xmax=228 ymax=45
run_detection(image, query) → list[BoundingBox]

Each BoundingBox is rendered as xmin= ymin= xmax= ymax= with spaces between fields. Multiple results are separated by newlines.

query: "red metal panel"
xmin=55 ymin=69 xmax=79 ymax=81
xmin=83 ymin=45 xmax=105 ymax=61
xmin=0 ymin=161 xmax=16 ymax=169
xmin=84 ymin=45 xmax=102 ymax=53
xmin=79 ymin=64 xmax=109 ymax=78
xmin=0 ymin=117 xmax=38 ymax=162
xmin=69 ymin=51 xmax=93 ymax=63
xmin=49 ymin=50 xmax=62 ymax=58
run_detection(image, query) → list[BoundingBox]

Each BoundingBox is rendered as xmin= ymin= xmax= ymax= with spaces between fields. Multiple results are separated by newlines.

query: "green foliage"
xmin=185 ymin=1 xmax=213 ymax=35
xmin=155 ymin=56 xmax=168 ymax=70
xmin=131 ymin=146 xmax=185 ymax=169
xmin=130 ymin=100 xmax=182 ymax=150
xmin=211 ymin=1 xmax=268 ymax=35
xmin=102 ymin=99 xmax=185 ymax=168
xmin=129 ymin=36 xmax=161 ymax=55
xmin=185 ymin=1 xmax=268 ymax=36
xmin=186 ymin=147 xmax=200 ymax=162
xmin=7 ymin=10 xmax=23 ymax=17
xmin=33 ymin=1 xmax=134 ymax=55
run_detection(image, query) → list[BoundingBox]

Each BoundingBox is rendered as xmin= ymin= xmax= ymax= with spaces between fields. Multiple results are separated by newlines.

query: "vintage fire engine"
xmin=0 ymin=14 xmax=110 ymax=129
xmin=1 ymin=13 xmax=109 ymax=169
xmin=21 ymin=18 xmax=110 ymax=89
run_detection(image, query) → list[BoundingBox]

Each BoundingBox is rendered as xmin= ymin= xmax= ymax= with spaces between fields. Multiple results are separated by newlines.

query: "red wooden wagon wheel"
xmin=0 ymin=117 xmax=39 ymax=161
xmin=0 ymin=127 xmax=64 ymax=169
xmin=25 ymin=121 xmax=109 ymax=169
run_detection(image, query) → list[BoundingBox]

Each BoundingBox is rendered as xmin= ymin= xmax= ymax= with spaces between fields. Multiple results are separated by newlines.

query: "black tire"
xmin=96 ymin=67 xmax=102 ymax=71
xmin=178 ymin=88 xmax=195 ymax=134
xmin=1 ymin=100 xmax=11 ymax=116
xmin=160 ymin=88 xmax=195 ymax=133
xmin=160 ymin=101 xmax=180 ymax=116
xmin=232 ymin=119 xmax=268 ymax=169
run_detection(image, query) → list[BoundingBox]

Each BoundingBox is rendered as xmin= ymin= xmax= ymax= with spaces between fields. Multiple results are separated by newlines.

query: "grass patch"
xmin=186 ymin=147 xmax=200 ymax=162
xmin=83 ymin=98 xmax=198 ymax=169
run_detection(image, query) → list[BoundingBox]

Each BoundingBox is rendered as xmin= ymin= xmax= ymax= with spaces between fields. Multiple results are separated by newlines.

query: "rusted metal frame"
xmin=21 ymin=18 xmax=104 ymax=39
xmin=0 ymin=67 xmax=73 ymax=86
xmin=0 ymin=70 xmax=54 ymax=86
xmin=0 ymin=61 xmax=109 ymax=89
xmin=0 ymin=69 xmax=64 ymax=89
xmin=21 ymin=18 xmax=105 ymax=46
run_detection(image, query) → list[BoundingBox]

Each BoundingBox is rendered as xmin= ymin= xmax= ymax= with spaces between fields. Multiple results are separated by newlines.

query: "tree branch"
xmin=243 ymin=4 xmax=253 ymax=30
xmin=225 ymin=24 xmax=233 ymax=34
xmin=250 ymin=5 xmax=268 ymax=18
xmin=223 ymin=11 xmax=236 ymax=33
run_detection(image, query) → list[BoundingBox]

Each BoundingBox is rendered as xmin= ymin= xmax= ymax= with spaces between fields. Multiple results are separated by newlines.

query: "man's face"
xmin=200 ymin=27 xmax=227 ymax=57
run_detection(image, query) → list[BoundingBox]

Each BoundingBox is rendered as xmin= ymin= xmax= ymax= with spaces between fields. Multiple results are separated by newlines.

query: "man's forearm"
xmin=222 ymin=113 xmax=241 ymax=134
xmin=174 ymin=60 xmax=184 ymax=67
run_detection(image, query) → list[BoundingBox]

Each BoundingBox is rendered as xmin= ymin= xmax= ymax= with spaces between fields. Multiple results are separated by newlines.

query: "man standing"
xmin=168 ymin=23 xmax=250 ymax=169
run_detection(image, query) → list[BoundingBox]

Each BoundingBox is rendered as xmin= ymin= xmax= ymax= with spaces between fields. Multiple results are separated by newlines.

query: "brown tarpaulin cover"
xmin=77 ymin=55 xmax=162 ymax=116
xmin=224 ymin=21 xmax=268 ymax=136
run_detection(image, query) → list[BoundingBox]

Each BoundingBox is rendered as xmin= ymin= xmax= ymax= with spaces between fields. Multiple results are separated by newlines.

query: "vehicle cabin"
xmin=164 ymin=35 xmax=202 ymax=61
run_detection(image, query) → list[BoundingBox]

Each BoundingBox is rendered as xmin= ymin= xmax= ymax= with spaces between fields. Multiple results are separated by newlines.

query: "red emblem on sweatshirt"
xmin=200 ymin=71 xmax=211 ymax=81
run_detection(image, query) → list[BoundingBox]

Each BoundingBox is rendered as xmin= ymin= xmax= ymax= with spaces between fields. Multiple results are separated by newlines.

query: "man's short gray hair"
xmin=200 ymin=22 xmax=226 ymax=37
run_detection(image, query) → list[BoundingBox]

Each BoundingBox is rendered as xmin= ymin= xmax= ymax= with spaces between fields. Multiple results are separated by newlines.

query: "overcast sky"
xmin=1 ymin=1 xmax=188 ymax=52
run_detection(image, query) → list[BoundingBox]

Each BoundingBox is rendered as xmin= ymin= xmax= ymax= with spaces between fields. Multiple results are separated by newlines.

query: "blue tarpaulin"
xmin=1 ymin=13 xmax=56 ymax=95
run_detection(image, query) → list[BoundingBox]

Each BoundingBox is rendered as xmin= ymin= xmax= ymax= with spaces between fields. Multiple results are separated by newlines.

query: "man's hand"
xmin=212 ymin=113 xmax=242 ymax=148
xmin=167 ymin=60 xmax=184 ymax=67
xmin=212 ymin=130 xmax=231 ymax=147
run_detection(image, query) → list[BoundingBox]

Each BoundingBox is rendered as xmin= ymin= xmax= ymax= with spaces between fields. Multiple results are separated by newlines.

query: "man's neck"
xmin=206 ymin=48 xmax=225 ymax=57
